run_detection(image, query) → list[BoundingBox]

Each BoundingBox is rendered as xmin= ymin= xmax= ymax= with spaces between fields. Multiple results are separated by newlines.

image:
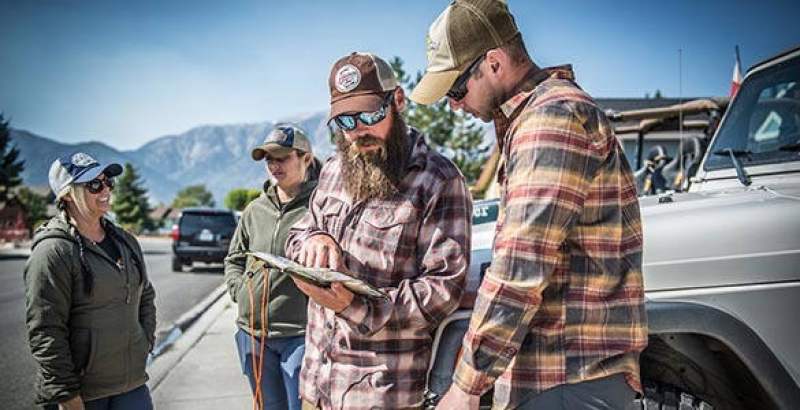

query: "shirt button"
xmin=358 ymin=324 xmax=369 ymax=334
xmin=325 ymin=322 xmax=333 ymax=330
xmin=321 ymin=356 xmax=328 ymax=365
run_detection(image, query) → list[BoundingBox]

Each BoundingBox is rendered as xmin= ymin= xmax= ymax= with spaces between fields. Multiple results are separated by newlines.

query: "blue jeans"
xmin=43 ymin=384 xmax=152 ymax=410
xmin=235 ymin=329 xmax=305 ymax=410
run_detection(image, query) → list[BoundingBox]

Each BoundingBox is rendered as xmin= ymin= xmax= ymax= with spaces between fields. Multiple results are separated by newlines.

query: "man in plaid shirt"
xmin=285 ymin=52 xmax=472 ymax=410
xmin=411 ymin=1 xmax=648 ymax=409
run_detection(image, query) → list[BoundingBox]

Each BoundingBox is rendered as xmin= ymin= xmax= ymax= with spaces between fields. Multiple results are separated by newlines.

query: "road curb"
xmin=147 ymin=283 xmax=230 ymax=392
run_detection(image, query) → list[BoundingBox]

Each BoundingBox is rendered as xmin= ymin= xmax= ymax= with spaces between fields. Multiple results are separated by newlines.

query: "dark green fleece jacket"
xmin=224 ymin=179 xmax=316 ymax=339
xmin=24 ymin=216 xmax=156 ymax=405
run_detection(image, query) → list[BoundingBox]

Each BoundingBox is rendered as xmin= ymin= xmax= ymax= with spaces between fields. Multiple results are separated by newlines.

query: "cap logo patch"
xmin=335 ymin=64 xmax=361 ymax=93
xmin=71 ymin=153 xmax=97 ymax=167
xmin=426 ymin=35 xmax=438 ymax=61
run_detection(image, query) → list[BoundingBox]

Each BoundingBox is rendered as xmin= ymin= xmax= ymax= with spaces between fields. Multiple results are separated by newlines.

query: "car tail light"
xmin=171 ymin=224 xmax=180 ymax=242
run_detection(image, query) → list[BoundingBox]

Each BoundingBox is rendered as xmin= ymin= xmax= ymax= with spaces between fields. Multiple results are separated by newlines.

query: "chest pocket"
xmin=321 ymin=197 xmax=347 ymax=241
xmin=354 ymin=202 xmax=420 ymax=286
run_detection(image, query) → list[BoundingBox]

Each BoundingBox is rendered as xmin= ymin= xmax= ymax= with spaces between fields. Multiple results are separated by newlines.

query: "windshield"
xmin=705 ymin=55 xmax=800 ymax=170
xmin=180 ymin=212 xmax=236 ymax=236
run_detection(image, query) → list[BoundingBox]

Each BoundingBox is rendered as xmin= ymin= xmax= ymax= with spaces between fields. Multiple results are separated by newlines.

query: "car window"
xmin=180 ymin=212 xmax=236 ymax=236
xmin=705 ymin=56 xmax=800 ymax=170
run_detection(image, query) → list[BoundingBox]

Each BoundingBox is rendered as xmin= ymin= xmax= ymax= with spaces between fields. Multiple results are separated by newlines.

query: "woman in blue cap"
xmin=24 ymin=152 xmax=156 ymax=410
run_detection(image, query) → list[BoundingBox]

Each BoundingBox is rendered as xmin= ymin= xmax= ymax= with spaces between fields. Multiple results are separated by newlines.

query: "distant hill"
xmin=9 ymin=112 xmax=334 ymax=204
xmin=9 ymin=97 xmax=707 ymax=205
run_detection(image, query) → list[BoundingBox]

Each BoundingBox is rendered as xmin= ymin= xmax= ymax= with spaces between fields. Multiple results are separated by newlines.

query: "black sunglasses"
xmin=332 ymin=90 xmax=395 ymax=131
xmin=446 ymin=54 xmax=486 ymax=101
xmin=84 ymin=178 xmax=115 ymax=194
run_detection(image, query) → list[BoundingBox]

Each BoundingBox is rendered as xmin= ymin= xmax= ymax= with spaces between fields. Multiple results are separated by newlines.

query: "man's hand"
xmin=59 ymin=395 xmax=85 ymax=410
xmin=292 ymin=280 xmax=354 ymax=313
xmin=298 ymin=234 xmax=343 ymax=270
xmin=435 ymin=385 xmax=480 ymax=410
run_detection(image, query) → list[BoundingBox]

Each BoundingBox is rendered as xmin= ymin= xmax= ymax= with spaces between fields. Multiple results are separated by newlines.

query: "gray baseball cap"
xmin=251 ymin=123 xmax=313 ymax=160
xmin=48 ymin=152 xmax=123 ymax=198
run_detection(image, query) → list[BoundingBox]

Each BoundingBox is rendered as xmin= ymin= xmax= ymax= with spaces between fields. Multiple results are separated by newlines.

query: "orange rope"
xmin=247 ymin=264 xmax=271 ymax=410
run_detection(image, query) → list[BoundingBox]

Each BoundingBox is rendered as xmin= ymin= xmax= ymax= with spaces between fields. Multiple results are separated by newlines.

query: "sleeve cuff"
xmin=452 ymin=358 xmax=496 ymax=396
xmin=336 ymin=295 xmax=370 ymax=332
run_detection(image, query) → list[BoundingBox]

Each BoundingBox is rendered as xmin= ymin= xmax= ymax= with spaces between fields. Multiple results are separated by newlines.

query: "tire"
xmin=637 ymin=381 xmax=714 ymax=409
xmin=172 ymin=255 xmax=183 ymax=272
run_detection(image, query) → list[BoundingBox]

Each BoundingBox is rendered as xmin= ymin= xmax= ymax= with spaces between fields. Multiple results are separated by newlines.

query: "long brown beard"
xmin=335 ymin=108 xmax=410 ymax=202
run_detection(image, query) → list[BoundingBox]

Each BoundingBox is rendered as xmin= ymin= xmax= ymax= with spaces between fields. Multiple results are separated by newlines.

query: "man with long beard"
xmin=285 ymin=52 xmax=472 ymax=410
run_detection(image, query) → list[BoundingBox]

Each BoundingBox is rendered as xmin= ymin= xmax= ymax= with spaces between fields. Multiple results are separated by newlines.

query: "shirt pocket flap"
xmin=321 ymin=198 xmax=346 ymax=217
xmin=363 ymin=203 xmax=419 ymax=229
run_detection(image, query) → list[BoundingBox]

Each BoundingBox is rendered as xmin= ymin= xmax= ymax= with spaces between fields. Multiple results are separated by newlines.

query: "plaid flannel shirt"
xmin=286 ymin=128 xmax=472 ymax=410
xmin=452 ymin=66 xmax=648 ymax=409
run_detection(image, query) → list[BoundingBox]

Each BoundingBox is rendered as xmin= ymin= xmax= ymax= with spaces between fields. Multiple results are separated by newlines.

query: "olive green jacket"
xmin=24 ymin=216 xmax=156 ymax=405
xmin=224 ymin=179 xmax=316 ymax=339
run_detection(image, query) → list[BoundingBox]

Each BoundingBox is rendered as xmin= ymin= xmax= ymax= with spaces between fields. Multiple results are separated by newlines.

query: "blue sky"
xmin=1 ymin=0 xmax=798 ymax=149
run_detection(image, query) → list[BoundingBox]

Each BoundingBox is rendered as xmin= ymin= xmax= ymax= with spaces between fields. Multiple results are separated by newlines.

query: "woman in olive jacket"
xmin=224 ymin=124 xmax=320 ymax=410
xmin=24 ymin=153 xmax=156 ymax=410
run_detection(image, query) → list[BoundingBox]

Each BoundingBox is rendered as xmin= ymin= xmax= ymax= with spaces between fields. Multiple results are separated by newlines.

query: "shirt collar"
xmin=497 ymin=64 xmax=575 ymax=119
xmin=406 ymin=127 xmax=428 ymax=171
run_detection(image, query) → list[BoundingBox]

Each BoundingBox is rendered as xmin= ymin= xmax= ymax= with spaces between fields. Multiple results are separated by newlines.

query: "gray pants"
xmin=517 ymin=373 xmax=636 ymax=410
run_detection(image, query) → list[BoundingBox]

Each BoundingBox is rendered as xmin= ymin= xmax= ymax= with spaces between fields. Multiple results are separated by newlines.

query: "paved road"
xmin=0 ymin=237 xmax=224 ymax=410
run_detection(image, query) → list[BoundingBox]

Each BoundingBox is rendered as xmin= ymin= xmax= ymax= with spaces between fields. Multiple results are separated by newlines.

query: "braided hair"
xmin=57 ymin=200 xmax=95 ymax=296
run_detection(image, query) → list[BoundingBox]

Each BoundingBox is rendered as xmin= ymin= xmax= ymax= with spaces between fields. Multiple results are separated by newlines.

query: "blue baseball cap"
xmin=48 ymin=152 xmax=123 ymax=198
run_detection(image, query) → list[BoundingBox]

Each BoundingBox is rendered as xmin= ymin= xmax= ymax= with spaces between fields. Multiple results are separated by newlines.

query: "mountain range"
xmin=9 ymin=111 xmax=335 ymax=205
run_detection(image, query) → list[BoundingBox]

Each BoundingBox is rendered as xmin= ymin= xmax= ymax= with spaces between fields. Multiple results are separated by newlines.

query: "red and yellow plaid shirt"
xmin=286 ymin=128 xmax=472 ymax=409
xmin=453 ymin=66 xmax=648 ymax=409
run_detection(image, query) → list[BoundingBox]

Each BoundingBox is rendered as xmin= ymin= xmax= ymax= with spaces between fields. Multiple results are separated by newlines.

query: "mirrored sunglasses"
xmin=84 ymin=178 xmax=115 ymax=194
xmin=332 ymin=90 xmax=395 ymax=131
xmin=446 ymin=54 xmax=485 ymax=101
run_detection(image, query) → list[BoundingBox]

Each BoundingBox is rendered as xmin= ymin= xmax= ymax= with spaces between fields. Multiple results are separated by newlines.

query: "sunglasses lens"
xmin=359 ymin=109 xmax=386 ymax=126
xmin=86 ymin=178 xmax=114 ymax=194
xmin=86 ymin=180 xmax=102 ymax=193
xmin=335 ymin=115 xmax=357 ymax=131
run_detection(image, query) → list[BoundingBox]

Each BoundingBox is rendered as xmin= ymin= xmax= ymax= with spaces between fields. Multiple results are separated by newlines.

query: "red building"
xmin=0 ymin=197 xmax=30 ymax=242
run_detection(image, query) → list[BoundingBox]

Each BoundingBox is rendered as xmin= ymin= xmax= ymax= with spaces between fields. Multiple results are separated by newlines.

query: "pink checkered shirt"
xmin=286 ymin=128 xmax=472 ymax=409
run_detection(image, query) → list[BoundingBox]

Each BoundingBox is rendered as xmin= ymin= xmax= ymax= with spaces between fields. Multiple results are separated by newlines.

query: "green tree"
xmin=224 ymin=187 xmax=262 ymax=211
xmin=390 ymin=57 xmax=490 ymax=183
xmin=112 ymin=163 xmax=155 ymax=233
xmin=0 ymin=113 xmax=25 ymax=202
xmin=171 ymin=184 xmax=215 ymax=209
xmin=16 ymin=187 xmax=50 ymax=234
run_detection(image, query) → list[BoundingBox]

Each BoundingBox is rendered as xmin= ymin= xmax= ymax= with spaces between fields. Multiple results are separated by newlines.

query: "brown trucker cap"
xmin=328 ymin=52 xmax=398 ymax=121
xmin=409 ymin=0 xmax=519 ymax=104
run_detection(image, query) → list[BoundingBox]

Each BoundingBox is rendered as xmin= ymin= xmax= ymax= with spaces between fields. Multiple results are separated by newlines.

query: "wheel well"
xmin=641 ymin=333 xmax=777 ymax=409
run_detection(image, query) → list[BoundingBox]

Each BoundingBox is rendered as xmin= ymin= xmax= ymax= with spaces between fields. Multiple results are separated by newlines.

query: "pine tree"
xmin=390 ymin=57 xmax=490 ymax=184
xmin=0 ymin=113 xmax=25 ymax=202
xmin=112 ymin=163 xmax=155 ymax=233
xmin=16 ymin=187 xmax=50 ymax=234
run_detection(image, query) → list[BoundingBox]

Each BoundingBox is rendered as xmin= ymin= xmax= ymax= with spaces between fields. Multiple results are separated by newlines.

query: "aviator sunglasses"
xmin=446 ymin=54 xmax=486 ymax=101
xmin=84 ymin=177 xmax=115 ymax=194
xmin=333 ymin=90 xmax=395 ymax=131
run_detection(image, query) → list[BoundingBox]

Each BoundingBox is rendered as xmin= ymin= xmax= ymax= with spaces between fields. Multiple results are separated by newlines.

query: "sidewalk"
xmin=148 ymin=294 xmax=254 ymax=409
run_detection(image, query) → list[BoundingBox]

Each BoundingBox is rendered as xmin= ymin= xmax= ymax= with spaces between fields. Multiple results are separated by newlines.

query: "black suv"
xmin=171 ymin=208 xmax=237 ymax=272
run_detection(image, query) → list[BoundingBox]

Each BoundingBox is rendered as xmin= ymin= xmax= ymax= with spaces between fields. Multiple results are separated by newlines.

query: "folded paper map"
xmin=246 ymin=251 xmax=389 ymax=300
